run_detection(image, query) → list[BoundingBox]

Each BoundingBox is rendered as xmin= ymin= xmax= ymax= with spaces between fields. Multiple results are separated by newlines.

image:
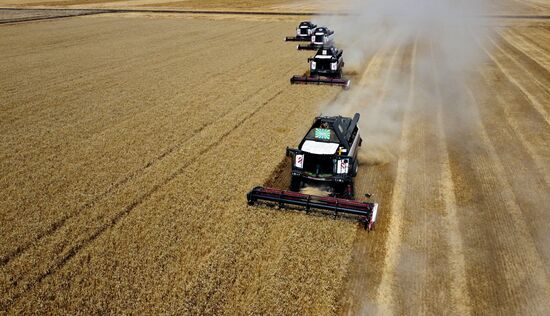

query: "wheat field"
xmin=1 ymin=1 xmax=549 ymax=314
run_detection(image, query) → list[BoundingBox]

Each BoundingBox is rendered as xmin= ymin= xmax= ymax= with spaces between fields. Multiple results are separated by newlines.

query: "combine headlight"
xmin=331 ymin=62 xmax=338 ymax=71
xmin=310 ymin=61 xmax=317 ymax=70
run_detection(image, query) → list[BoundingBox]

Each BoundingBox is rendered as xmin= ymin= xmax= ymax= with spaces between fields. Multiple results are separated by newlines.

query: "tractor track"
xmin=482 ymin=34 xmax=550 ymax=184
xmin=339 ymin=23 xmax=550 ymax=314
xmin=0 ymin=21 xmax=272 ymax=180
xmin=474 ymin=44 xmax=550 ymax=271
xmin=517 ymin=27 xmax=550 ymax=53
xmin=0 ymin=19 xmax=256 ymax=115
xmin=2 ymin=87 xmax=284 ymax=312
xmin=451 ymin=85 xmax=548 ymax=314
xmin=430 ymin=43 xmax=471 ymax=315
xmin=500 ymin=29 xmax=550 ymax=71
xmin=486 ymin=35 xmax=550 ymax=120
xmin=0 ymin=24 xmax=267 ymax=265
xmin=1 ymin=53 xmax=301 ymax=308
xmin=373 ymin=38 xmax=418 ymax=314
xmin=0 ymin=9 xmax=105 ymax=24
xmin=0 ymin=83 xmax=267 ymax=268
xmin=337 ymin=39 xmax=413 ymax=315
xmin=1 ymin=17 xmax=337 ymax=312
xmin=0 ymin=20 xmax=288 ymax=265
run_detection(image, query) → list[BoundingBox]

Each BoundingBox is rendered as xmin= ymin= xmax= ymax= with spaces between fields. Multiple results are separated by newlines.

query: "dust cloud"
xmin=314 ymin=0 xmax=491 ymax=164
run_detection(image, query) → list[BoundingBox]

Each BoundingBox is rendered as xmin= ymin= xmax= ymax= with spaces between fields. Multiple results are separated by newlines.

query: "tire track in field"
xmin=374 ymin=38 xmax=418 ymax=314
xmin=0 ymin=18 xmax=273 ymax=156
xmin=0 ymin=50 xmax=295 ymax=270
xmin=477 ymin=35 xmax=550 ymax=185
xmin=477 ymin=54 xmax=550 ymax=184
xmin=384 ymin=40 xmax=460 ymax=315
xmin=500 ymin=29 xmax=550 ymax=71
xmin=0 ymin=82 xmax=264 ymax=267
xmin=440 ymin=70 xmax=549 ymax=314
xmin=337 ymin=41 xmax=408 ymax=315
xmin=0 ymin=20 xmax=267 ymax=149
xmin=1 ymin=83 xmax=286 ymax=311
xmin=0 ymin=21 xmax=273 ymax=180
xmin=493 ymin=32 xmax=550 ymax=97
xmin=430 ymin=42 xmax=472 ymax=315
xmin=0 ymin=10 xmax=105 ymax=24
xmin=0 ymin=21 xmax=250 ymax=179
xmin=0 ymin=54 xmax=263 ymax=266
xmin=0 ymin=18 xmax=214 ymax=112
xmin=0 ymin=22 xmax=293 ymax=264
xmin=177 ymin=89 xmax=340 ymax=315
xmin=514 ymin=26 xmax=550 ymax=51
xmin=471 ymin=69 xmax=550 ymax=274
xmin=477 ymin=36 xmax=550 ymax=125
xmin=515 ymin=26 xmax=550 ymax=52
xmin=0 ymin=23 xmax=302 ymax=288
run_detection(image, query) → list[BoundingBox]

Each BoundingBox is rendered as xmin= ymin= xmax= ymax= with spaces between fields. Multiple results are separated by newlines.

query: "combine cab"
xmin=285 ymin=21 xmax=317 ymax=42
xmin=291 ymin=46 xmax=351 ymax=89
xmin=297 ymin=26 xmax=334 ymax=50
xmin=247 ymin=113 xmax=379 ymax=230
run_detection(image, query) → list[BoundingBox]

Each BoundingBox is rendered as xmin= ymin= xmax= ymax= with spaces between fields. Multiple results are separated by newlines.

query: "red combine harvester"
xmin=246 ymin=113 xmax=379 ymax=230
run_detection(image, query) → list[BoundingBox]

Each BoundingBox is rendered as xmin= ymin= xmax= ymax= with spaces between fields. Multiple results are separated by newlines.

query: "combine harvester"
xmin=247 ymin=113 xmax=379 ymax=230
xmin=284 ymin=21 xmax=317 ymax=42
xmin=297 ymin=26 xmax=334 ymax=50
xmin=291 ymin=45 xmax=351 ymax=90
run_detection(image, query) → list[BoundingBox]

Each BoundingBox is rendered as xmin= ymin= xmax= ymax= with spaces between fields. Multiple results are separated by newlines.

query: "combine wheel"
xmin=290 ymin=176 xmax=302 ymax=192
xmin=332 ymin=182 xmax=354 ymax=199
xmin=344 ymin=183 xmax=355 ymax=199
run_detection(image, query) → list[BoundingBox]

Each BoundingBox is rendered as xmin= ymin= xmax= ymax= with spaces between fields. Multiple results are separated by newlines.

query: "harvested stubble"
xmin=336 ymin=20 xmax=550 ymax=315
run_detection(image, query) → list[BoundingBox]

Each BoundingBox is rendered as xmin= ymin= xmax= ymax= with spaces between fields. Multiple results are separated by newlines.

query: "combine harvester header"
xmin=247 ymin=187 xmax=379 ymax=230
xmin=290 ymin=75 xmax=350 ymax=89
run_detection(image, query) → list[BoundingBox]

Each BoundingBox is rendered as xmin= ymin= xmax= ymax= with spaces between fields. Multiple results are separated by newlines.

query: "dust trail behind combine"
xmin=315 ymin=0 xmax=550 ymax=315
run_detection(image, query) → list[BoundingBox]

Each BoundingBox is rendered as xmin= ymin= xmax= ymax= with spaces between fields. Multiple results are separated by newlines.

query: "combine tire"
xmin=290 ymin=176 xmax=302 ymax=192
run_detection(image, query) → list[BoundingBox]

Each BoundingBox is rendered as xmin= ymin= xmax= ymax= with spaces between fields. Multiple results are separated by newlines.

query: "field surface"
xmin=1 ymin=3 xmax=549 ymax=315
